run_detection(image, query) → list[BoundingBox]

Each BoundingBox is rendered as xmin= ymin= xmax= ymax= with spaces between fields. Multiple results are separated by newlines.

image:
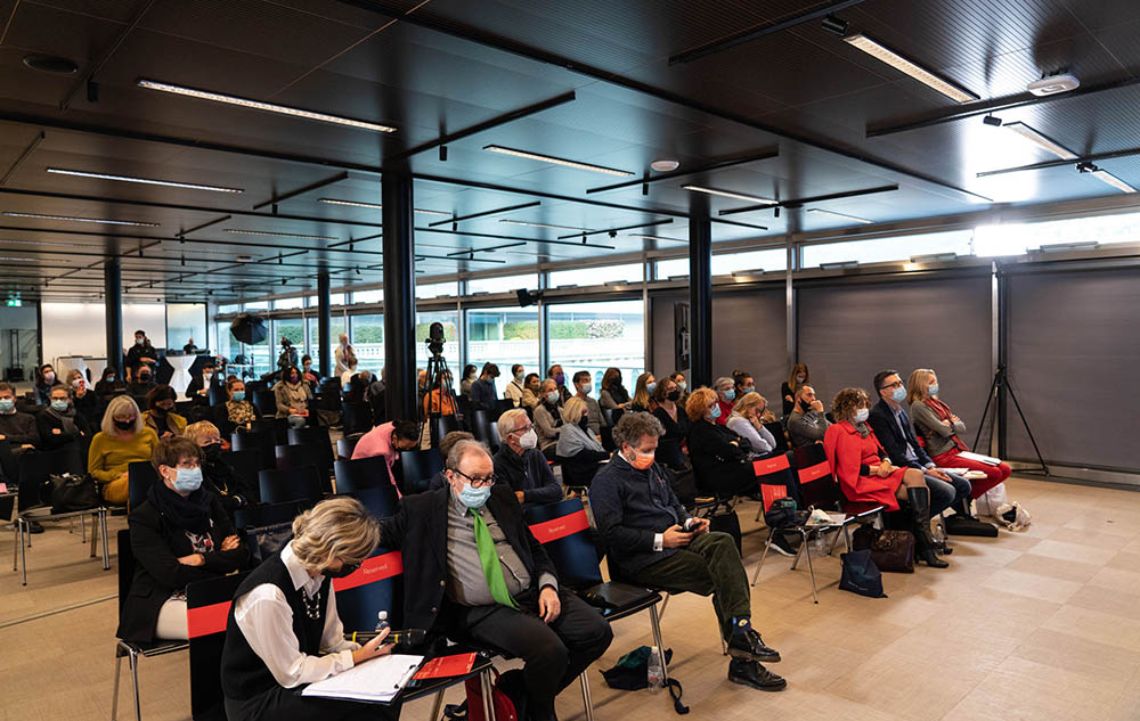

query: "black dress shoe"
xmin=728 ymin=658 xmax=787 ymax=691
xmin=727 ymin=625 xmax=781 ymax=663
xmin=26 ymin=519 xmax=45 ymax=534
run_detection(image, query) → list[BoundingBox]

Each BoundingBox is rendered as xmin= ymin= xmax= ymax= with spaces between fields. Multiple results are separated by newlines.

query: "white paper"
xmin=957 ymin=451 xmax=1001 ymax=467
xmin=302 ymin=654 xmax=424 ymax=704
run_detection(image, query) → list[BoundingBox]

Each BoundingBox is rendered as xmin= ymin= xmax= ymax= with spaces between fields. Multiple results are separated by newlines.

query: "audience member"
xmin=351 ymin=419 xmax=420 ymax=490
xmin=221 ymin=497 xmax=392 ymax=721
xmin=126 ymin=329 xmax=158 ymax=382
xmin=333 ymin=333 xmax=356 ymax=376
xmin=118 ymin=437 xmax=250 ymax=644
xmin=547 ymin=364 xmax=571 ymax=403
xmin=571 ymin=370 xmax=603 ymax=434
xmin=0 ymin=382 xmax=39 ymax=451
xmin=216 ymin=378 xmax=256 ymax=436
xmin=274 ymin=366 xmax=311 ymax=429
xmin=787 ymin=385 xmax=829 ymax=448
xmin=301 ymin=355 xmax=319 ymax=388
xmin=591 ymin=413 xmax=787 ymax=692
xmin=504 ymin=364 xmax=527 ymax=407
xmin=33 ymin=363 xmax=62 ymax=405
xmin=344 ymin=369 xmax=372 ymax=404
xmin=727 ymin=392 xmax=778 ymax=456
xmin=65 ymin=368 xmax=99 ymax=423
xmin=630 ymin=372 xmax=656 ymax=412
xmin=781 ymin=362 xmax=810 ymax=418
xmin=37 ymin=385 xmax=91 ymax=451
xmin=651 ymin=377 xmax=690 ymax=470
xmin=555 ymin=397 xmax=609 ymax=478
xmin=533 ymin=379 xmax=563 ymax=459
xmin=493 ymin=409 xmax=563 ymax=506
xmin=520 ymin=373 xmax=542 ymax=410
xmin=186 ymin=362 xmax=220 ymax=408
xmin=129 ymin=365 xmax=156 ymax=397
xmin=88 ymin=395 xmax=159 ymax=505
xmin=144 ymin=385 xmax=187 ymax=439
xmin=423 ymin=370 xmax=457 ymax=419
xmin=428 ymin=430 xmax=476 ymax=491
xmin=907 ymin=368 xmax=1011 ymax=501
xmin=378 ymin=440 xmax=612 ymax=721
xmin=733 ymin=370 xmax=757 ymax=400
xmin=685 ymin=388 xmax=761 ymax=499
xmin=460 ymin=364 xmax=477 ymax=398
xmin=184 ymin=421 xmax=255 ymax=511
xmin=823 ymin=387 xmax=948 ymax=568
xmin=471 ymin=362 xmax=500 ymax=411
xmin=599 ymin=367 xmax=631 ymax=410
xmin=670 ymin=371 xmax=688 ymax=402
xmin=95 ymin=366 xmax=128 ymax=404
xmin=712 ymin=377 xmax=736 ymax=426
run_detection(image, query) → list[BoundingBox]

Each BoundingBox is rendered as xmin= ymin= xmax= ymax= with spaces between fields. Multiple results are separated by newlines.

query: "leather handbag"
xmin=852 ymin=525 xmax=915 ymax=573
xmin=48 ymin=473 xmax=101 ymax=513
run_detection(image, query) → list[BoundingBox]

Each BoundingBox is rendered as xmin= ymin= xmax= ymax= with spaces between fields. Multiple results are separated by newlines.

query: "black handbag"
xmin=49 ymin=473 xmax=101 ymax=513
xmin=838 ymin=549 xmax=887 ymax=598
xmin=852 ymin=525 xmax=915 ymax=573
xmin=708 ymin=507 xmax=742 ymax=555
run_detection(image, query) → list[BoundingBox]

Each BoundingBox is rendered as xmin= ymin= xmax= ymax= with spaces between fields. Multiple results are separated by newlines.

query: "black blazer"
xmin=117 ymin=494 xmax=251 ymax=643
xmin=867 ymin=400 xmax=933 ymax=470
xmin=35 ymin=409 xmax=92 ymax=451
xmin=378 ymin=485 xmax=558 ymax=632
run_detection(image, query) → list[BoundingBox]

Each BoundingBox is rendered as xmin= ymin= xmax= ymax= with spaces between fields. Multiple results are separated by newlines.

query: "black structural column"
xmin=382 ymin=168 xmax=417 ymax=422
xmin=104 ymin=256 xmax=123 ymax=378
xmin=317 ymin=269 xmax=332 ymax=378
xmin=688 ymin=193 xmax=712 ymax=388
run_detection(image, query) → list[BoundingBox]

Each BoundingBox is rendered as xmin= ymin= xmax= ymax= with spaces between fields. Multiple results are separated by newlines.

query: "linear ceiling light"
xmin=1083 ymin=166 xmax=1137 ymax=194
xmin=318 ymin=198 xmax=450 ymax=216
xmin=843 ymin=34 xmax=978 ymax=104
xmin=682 ymin=185 xmax=777 ymax=204
xmin=137 ymin=79 xmax=397 ymax=133
xmin=805 ymin=208 xmax=873 ymax=224
xmin=627 ymin=234 xmax=688 ymax=243
xmin=46 ymin=167 xmax=244 ymax=193
xmin=483 ymin=145 xmax=635 ymax=177
xmin=1001 ymin=122 xmax=1078 ymax=160
xmin=224 ymin=229 xmax=337 ymax=241
xmin=499 ymin=219 xmax=591 ymax=232
xmin=1 ymin=211 xmax=159 ymax=227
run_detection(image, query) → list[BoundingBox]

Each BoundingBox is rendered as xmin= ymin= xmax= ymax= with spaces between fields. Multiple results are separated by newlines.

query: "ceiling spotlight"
xmin=47 ymin=168 xmax=244 ymax=193
xmin=982 ymin=114 xmax=1003 ymax=127
xmin=1 ymin=211 xmax=159 ymax=227
xmin=683 ymin=185 xmax=777 ymax=204
xmin=650 ymin=159 xmax=680 ymax=172
xmin=821 ymin=14 xmax=849 ymax=36
xmin=483 ymin=145 xmax=635 ymax=177
xmin=843 ymin=33 xmax=978 ymax=103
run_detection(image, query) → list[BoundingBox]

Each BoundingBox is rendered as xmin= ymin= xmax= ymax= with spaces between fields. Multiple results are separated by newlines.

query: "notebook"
xmin=301 ymin=654 xmax=423 ymax=704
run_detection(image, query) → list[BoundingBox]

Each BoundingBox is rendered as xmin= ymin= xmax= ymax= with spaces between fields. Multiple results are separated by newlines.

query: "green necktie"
xmin=470 ymin=509 xmax=519 ymax=609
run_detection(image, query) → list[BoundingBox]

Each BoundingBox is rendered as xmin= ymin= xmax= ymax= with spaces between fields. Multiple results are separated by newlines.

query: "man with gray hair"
xmin=590 ymin=412 xmax=787 ymax=692
xmin=379 ymin=439 xmax=612 ymax=721
xmin=492 ymin=408 xmax=563 ymax=507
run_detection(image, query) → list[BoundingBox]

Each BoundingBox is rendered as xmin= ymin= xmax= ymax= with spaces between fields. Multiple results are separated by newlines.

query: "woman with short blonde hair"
xmin=89 ymin=395 xmax=157 ymax=505
xmin=727 ymin=392 xmax=779 ymax=455
xmin=556 ymin=395 xmax=606 ymax=466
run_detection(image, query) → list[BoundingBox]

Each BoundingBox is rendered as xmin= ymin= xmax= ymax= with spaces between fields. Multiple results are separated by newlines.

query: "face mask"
xmin=666 ymin=390 xmax=681 ymax=402
xmin=514 ymin=371 xmax=524 ymax=381
xmin=518 ymin=428 xmax=538 ymax=450
xmin=578 ymin=384 xmax=591 ymax=395
xmin=578 ymin=415 xmax=589 ymax=430
xmin=203 ymin=373 xmax=213 ymax=381
xmin=324 ymin=562 xmax=361 ymax=579
xmin=554 ymin=373 xmax=565 ymax=385
xmin=853 ymin=408 xmax=870 ymax=424
xmin=676 ymin=381 xmax=687 ymax=391
xmin=928 ymin=383 xmax=940 ymax=397
xmin=0 ymin=398 xmax=14 ymax=413
xmin=891 ymin=386 xmax=906 ymax=403
xmin=796 ymin=374 xmax=806 ymax=383
xmin=722 ymin=389 xmax=736 ymax=401
xmin=709 ymin=404 xmax=722 ymax=420
xmin=741 ymin=386 xmax=755 ymax=395
xmin=135 ymin=338 xmax=144 ymax=346
xmin=545 ymin=391 xmax=560 ymax=405
xmin=71 ymin=379 xmax=84 ymax=389
xmin=627 ymin=450 xmax=655 ymax=471
xmin=646 ymin=382 xmax=657 ymax=394
xmin=139 ymin=374 xmax=151 ymax=383
xmin=43 ymin=372 xmax=55 ymax=383
xmin=114 ymin=418 xmax=135 ymax=431
xmin=156 ymin=405 xmax=172 ymax=415
xmin=459 ymin=482 xmax=492 ymax=509
xmin=173 ymin=466 xmax=203 ymax=493
xmin=51 ymin=399 xmax=69 ymax=412
xmin=104 ymin=375 xmax=115 ymax=383
xmin=231 ymin=391 xmax=246 ymax=402
xmin=203 ymin=443 xmax=223 ymax=460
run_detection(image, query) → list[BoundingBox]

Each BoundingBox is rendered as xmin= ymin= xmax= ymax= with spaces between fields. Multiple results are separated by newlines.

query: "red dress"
xmin=823 ymin=420 xmax=906 ymax=513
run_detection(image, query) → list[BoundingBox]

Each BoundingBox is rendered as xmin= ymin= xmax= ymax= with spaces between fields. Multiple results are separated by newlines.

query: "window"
xmin=467 ymin=273 xmax=537 ymax=295
xmin=352 ymin=289 xmax=384 ymax=304
xmin=416 ymin=310 xmax=460 ymax=372
xmin=975 ymin=211 xmax=1140 ymax=257
xmin=351 ymin=314 xmax=385 ymax=371
xmin=274 ymin=318 xmax=305 ymax=367
xmin=466 ymin=306 xmax=538 ymax=379
xmin=549 ymin=263 xmax=643 ymax=288
xmin=655 ymin=248 xmax=787 ymax=279
xmin=802 ymin=230 xmax=974 ymax=267
xmin=547 ymin=300 xmax=644 ymax=392
xmin=304 ymin=293 xmax=346 ymax=307
xmin=415 ymin=281 xmax=457 ymax=300
xmin=655 ymin=257 xmax=690 ymax=279
xmin=307 ymin=314 xmax=347 ymax=371
xmin=244 ymin=300 xmax=269 ymax=311
xmin=273 ymin=296 xmax=304 ymax=310
xmin=218 ymin=303 xmax=241 ymax=315
xmin=246 ymin=338 xmax=272 ymax=379
xmin=215 ymin=321 xmax=233 ymax=362
xmin=166 ymin=303 xmax=206 ymax=350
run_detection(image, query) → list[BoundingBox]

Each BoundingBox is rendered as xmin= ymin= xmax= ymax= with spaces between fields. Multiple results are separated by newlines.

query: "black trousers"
xmin=447 ymin=587 xmax=613 ymax=721
xmin=225 ymin=686 xmax=401 ymax=721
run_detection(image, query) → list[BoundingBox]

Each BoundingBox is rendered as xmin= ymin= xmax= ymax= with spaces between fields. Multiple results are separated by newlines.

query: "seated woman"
xmin=782 ymin=363 xmax=810 ymax=418
xmin=220 ymin=497 xmax=396 ymax=721
xmin=88 ymin=396 xmax=159 ymax=505
xmin=65 ymin=368 xmax=100 ymax=424
xmin=143 ymin=385 xmax=188 ymax=439
xmin=274 ymin=366 xmax=312 ymax=429
xmin=685 ymin=387 xmax=761 ymax=499
xmin=907 ymin=368 xmax=1011 ymax=499
xmin=712 ymin=377 xmax=736 ymax=426
xmin=33 ymin=363 xmax=63 ymax=405
xmin=216 ymin=378 xmax=257 ymax=437
xmin=651 ymin=377 xmax=690 ymax=470
xmin=726 ymin=392 xmax=779 ymax=457
xmin=37 ymin=385 xmax=92 ymax=452
xmin=117 ymin=437 xmax=250 ymax=644
xmin=823 ymin=387 xmax=948 ymax=568
xmin=629 ymin=372 xmax=656 ymax=413
xmin=520 ymin=373 xmax=543 ymax=410
xmin=556 ymin=397 xmax=610 ymax=486
xmin=95 ymin=366 xmax=128 ymax=405
xmin=184 ymin=421 xmax=256 ymax=512
xmin=185 ymin=362 xmax=220 ymax=410
xmin=532 ymin=379 xmax=563 ymax=461
xmin=599 ymin=367 xmax=631 ymax=411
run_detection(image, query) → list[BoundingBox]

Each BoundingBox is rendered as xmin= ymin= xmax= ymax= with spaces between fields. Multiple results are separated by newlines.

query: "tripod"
xmin=424 ymin=346 xmax=457 ymax=447
xmin=974 ymin=365 xmax=1049 ymax=476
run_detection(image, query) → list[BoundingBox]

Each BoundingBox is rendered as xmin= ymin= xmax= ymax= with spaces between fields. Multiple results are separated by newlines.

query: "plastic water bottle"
xmin=375 ymin=610 xmax=390 ymax=633
xmin=647 ymin=646 xmax=663 ymax=691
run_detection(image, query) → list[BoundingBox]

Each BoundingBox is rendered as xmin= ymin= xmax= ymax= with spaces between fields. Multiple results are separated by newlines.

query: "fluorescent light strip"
xmin=682 ymin=185 xmax=777 ymax=204
xmin=1001 ymin=122 xmax=1077 ymax=160
xmin=318 ymin=198 xmax=450 ymax=216
xmin=483 ymin=145 xmax=635 ymax=177
xmin=843 ymin=34 xmax=978 ymax=104
xmin=137 ymin=79 xmax=397 ymax=133
xmin=1 ymin=211 xmax=158 ymax=227
xmin=224 ymin=229 xmax=337 ymax=241
xmin=499 ymin=219 xmax=591 ymax=232
xmin=805 ymin=208 xmax=873 ymax=224
xmin=627 ymin=234 xmax=688 ymax=243
xmin=1090 ymin=169 xmax=1137 ymax=194
xmin=47 ymin=167 xmax=244 ymax=193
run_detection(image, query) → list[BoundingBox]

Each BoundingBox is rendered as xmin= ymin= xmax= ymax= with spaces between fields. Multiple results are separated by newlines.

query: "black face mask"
xmin=114 ymin=419 xmax=134 ymax=431
xmin=667 ymin=390 xmax=681 ymax=402
xmin=324 ymin=562 xmax=360 ymax=579
xmin=203 ymin=443 xmax=223 ymax=460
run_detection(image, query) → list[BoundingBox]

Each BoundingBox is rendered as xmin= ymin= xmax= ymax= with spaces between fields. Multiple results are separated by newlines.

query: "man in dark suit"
xmin=868 ymin=369 xmax=991 ymax=534
xmin=379 ymin=439 xmax=612 ymax=721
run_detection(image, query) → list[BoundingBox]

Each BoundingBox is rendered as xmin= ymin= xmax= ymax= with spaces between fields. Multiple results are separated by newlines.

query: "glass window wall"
xmin=547 ymin=300 xmax=644 ymax=392
xmin=465 ymin=306 xmax=538 ymax=380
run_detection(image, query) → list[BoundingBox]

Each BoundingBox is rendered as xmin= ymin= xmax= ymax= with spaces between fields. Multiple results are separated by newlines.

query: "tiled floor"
xmin=4 ymin=476 xmax=1140 ymax=721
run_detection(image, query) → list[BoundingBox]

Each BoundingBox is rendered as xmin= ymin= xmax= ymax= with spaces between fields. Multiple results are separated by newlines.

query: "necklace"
xmin=301 ymin=587 xmax=322 ymax=620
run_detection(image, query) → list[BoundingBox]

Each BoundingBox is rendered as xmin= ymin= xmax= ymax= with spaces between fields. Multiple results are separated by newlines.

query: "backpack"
xmin=602 ymin=646 xmax=688 ymax=715
xmin=446 ymin=668 xmax=526 ymax=721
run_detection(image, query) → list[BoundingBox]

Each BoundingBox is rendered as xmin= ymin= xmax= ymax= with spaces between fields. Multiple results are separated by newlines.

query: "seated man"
xmin=786 ymin=385 xmax=830 ymax=447
xmin=590 ymin=413 xmax=787 ymax=692
xmin=570 ymin=371 xmax=604 ymax=435
xmin=867 ymin=370 xmax=993 ymax=536
xmin=351 ymin=418 xmax=420 ymax=491
xmin=0 ymin=382 xmax=40 ymax=452
xmin=493 ymin=409 xmax=563 ymax=507
xmin=379 ymin=440 xmax=613 ymax=721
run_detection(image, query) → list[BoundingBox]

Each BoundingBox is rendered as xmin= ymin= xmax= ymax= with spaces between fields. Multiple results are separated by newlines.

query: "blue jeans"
xmin=922 ymin=471 xmax=970 ymax=516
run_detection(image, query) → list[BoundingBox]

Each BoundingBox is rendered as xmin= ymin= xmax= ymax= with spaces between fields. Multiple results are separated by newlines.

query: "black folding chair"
xmin=287 ymin=426 xmax=334 ymax=470
xmin=127 ymin=461 xmax=160 ymax=510
xmin=396 ymin=448 xmax=445 ymax=495
xmin=431 ymin=414 xmax=460 ymax=448
xmin=258 ymin=466 xmax=323 ymax=504
xmin=341 ymin=400 xmax=372 ymax=435
xmin=187 ymin=572 xmax=249 ymax=721
xmin=336 ymin=435 xmax=362 ymax=460
xmin=333 ymin=456 xmax=391 ymax=494
xmin=275 ymin=444 xmax=332 ymax=494
xmin=252 ymin=389 xmax=277 ymax=418
xmin=218 ymin=448 xmax=262 ymax=504
xmin=764 ymin=421 xmax=789 ymax=454
xmin=469 ymin=409 xmax=499 ymax=452
xmin=231 ymin=428 xmax=277 ymax=472
xmin=232 ymin=499 xmax=313 ymax=533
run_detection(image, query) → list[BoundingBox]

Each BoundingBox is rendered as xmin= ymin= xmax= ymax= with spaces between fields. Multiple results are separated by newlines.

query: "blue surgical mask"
xmin=742 ymin=386 xmax=755 ymax=395
xmin=928 ymin=383 xmax=940 ymax=397
xmin=891 ymin=386 xmax=906 ymax=403
xmin=173 ymin=467 xmax=203 ymax=493
xmin=232 ymin=391 xmax=246 ymax=402
xmin=854 ymin=408 xmax=870 ymax=424
xmin=459 ymin=483 xmax=491 ymax=509
xmin=723 ymin=389 xmax=736 ymax=401
xmin=545 ymin=391 xmax=560 ymax=405
xmin=709 ymin=403 xmax=722 ymax=420
xmin=646 ymin=382 xmax=657 ymax=394
xmin=51 ymin=399 xmax=69 ymax=412
xmin=0 ymin=398 xmax=14 ymax=413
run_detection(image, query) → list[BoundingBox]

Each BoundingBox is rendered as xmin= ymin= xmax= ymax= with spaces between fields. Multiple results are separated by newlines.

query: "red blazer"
xmin=823 ymin=420 xmax=902 ymax=512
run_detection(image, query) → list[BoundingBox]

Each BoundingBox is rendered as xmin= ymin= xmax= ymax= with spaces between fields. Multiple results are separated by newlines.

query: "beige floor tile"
xmin=979 ymin=567 xmax=1083 ymax=604
xmin=1025 ymin=538 xmax=1118 ymax=566
xmin=1042 ymin=604 xmax=1140 ymax=653
xmin=1011 ymin=627 xmax=1140 ymax=683
xmin=1003 ymin=552 xmax=1102 ymax=584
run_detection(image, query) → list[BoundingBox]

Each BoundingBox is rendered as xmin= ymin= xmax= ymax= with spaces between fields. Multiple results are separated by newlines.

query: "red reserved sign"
xmin=333 ymin=551 xmax=404 ymax=592
xmin=798 ymin=462 xmax=831 ymax=484
xmin=528 ymin=509 xmax=590 ymax=544
xmin=753 ymin=455 xmax=790 ymax=476
xmin=187 ymin=600 xmax=232 ymax=639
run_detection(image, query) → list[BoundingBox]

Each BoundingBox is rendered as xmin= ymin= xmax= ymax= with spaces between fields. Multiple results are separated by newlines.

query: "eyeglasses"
xmin=880 ymin=380 xmax=904 ymax=390
xmin=451 ymin=468 xmax=497 ymax=488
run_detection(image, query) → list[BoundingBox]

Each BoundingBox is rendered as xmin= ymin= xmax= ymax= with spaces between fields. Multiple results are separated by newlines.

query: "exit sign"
xmin=5 ymin=298 xmax=21 ymax=307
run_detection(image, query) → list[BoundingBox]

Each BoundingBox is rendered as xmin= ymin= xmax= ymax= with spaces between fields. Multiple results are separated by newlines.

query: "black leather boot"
xmin=908 ymin=486 xmax=949 ymax=568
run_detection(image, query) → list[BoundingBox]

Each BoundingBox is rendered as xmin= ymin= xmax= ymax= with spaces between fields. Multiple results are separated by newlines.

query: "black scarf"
xmin=46 ymin=404 xmax=79 ymax=435
xmin=543 ymin=400 xmax=563 ymax=427
xmin=147 ymin=479 xmax=214 ymax=536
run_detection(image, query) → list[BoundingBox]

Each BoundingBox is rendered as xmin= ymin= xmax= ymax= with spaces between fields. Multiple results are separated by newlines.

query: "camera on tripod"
xmin=425 ymin=321 xmax=445 ymax=357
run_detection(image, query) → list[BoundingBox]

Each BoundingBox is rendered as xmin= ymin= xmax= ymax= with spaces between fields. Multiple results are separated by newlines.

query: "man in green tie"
xmin=378 ymin=440 xmax=612 ymax=721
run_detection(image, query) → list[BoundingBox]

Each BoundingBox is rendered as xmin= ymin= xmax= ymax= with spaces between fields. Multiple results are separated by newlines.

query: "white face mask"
xmin=853 ymin=408 xmax=870 ymax=424
xmin=518 ymin=428 xmax=538 ymax=450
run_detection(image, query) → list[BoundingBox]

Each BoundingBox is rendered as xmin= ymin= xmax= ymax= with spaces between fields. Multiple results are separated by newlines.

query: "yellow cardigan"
xmin=87 ymin=427 xmax=160 ymax=483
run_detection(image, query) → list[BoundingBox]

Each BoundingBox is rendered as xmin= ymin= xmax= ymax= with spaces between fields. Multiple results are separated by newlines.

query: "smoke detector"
xmin=236 ymin=254 xmax=253 ymax=263
xmin=1027 ymin=73 xmax=1080 ymax=96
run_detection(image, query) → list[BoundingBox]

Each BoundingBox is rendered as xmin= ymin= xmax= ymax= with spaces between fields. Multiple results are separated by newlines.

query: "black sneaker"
xmin=728 ymin=658 xmax=787 ymax=692
xmin=944 ymin=514 xmax=998 ymax=538
xmin=768 ymin=531 xmax=797 ymax=557
xmin=26 ymin=519 xmax=44 ymax=534
xmin=727 ymin=625 xmax=781 ymax=663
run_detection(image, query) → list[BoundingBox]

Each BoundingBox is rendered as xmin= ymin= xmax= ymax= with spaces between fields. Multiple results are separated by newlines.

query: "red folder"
xmin=412 ymin=652 xmax=477 ymax=680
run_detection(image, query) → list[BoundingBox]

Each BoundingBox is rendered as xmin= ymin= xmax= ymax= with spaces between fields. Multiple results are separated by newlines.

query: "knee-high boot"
xmin=908 ymin=486 xmax=949 ymax=568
